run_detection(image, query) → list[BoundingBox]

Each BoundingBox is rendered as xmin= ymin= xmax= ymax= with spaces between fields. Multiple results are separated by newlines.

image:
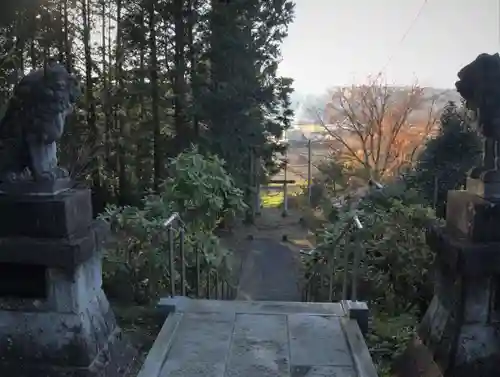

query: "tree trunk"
xmin=101 ymin=0 xmax=111 ymax=166
xmin=136 ymin=7 xmax=147 ymax=189
xmin=173 ymin=0 xmax=189 ymax=153
xmin=63 ymin=0 xmax=71 ymax=70
xmin=148 ymin=1 xmax=161 ymax=192
xmin=115 ymin=0 xmax=130 ymax=204
xmin=187 ymin=0 xmax=199 ymax=139
xmin=81 ymin=0 xmax=104 ymax=212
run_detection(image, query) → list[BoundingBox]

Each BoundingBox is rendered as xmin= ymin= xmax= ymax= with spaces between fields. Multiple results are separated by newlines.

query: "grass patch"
xmin=260 ymin=185 xmax=304 ymax=208
xmin=261 ymin=191 xmax=284 ymax=208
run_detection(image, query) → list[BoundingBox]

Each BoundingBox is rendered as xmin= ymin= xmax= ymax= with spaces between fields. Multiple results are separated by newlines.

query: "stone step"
xmin=139 ymin=299 xmax=378 ymax=377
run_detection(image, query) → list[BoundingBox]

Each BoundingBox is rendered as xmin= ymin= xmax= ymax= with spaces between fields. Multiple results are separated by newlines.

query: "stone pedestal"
xmin=0 ymin=188 xmax=135 ymax=377
xmin=395 ymin=189 xmax=500 ymax=377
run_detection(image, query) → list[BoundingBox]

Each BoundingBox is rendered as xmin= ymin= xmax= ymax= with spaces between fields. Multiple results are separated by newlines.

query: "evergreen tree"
xmin=203 ymin=0 xmax=294 ymax=189
xmin=411 ymin=101 xmax=482 ymax=217
xmin=0 ymin=0 xmax=296 ymax=212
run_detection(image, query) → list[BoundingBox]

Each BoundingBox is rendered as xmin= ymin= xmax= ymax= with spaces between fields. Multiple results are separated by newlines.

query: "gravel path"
xmin=236 ymin=238 xmax=302 ymax=302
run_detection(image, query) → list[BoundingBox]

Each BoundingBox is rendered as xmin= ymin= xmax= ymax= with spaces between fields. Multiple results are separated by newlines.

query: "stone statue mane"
xmin=0 ymin=62 xmax=80 ymax=183
xmin=456 ymin=52 xmax=500 ymax=139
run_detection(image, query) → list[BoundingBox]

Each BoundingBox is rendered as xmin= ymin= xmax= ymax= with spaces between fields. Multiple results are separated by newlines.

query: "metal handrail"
xmin=162 ymin=213 xmax=237 ymax=300
xmin=301 ymin=213 xmax=363 ymax=302
xmin=302 ymin=180 xmax=383 ymax=303
xmin=163 ymin=212 xmax=181 ymax=227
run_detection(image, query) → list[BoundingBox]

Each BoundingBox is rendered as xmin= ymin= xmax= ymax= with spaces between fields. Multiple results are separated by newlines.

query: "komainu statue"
xmin=456 ymin=52 xmax=500 ymax=139
xmin=0 ymin=62 xmax=80 ymax=183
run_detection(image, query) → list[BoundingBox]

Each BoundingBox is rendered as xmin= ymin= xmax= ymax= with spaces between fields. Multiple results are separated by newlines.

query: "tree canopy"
xmin=311 ymin=79 xmax=440 ymax=181
xmin=411 ymin=101 xmax=482 ymax=217
xmin=0 ymin=0 xmax=296 ymax=212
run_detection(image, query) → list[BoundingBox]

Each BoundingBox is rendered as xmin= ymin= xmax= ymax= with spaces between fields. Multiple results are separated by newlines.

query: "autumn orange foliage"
xmin=319 ymin=79 xmax=439 ymax=180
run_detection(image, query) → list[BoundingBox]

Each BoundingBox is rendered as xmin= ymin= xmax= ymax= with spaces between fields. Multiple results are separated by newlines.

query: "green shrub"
xmin=312 ymin=183 xmax=437 ymax=314
xmin=367 ymin=312 xmax=417 ymax=376
xmin=409 ymin=102 xmax=482 ymax=217
xmin=304 ymin=182 xmax=441 ymax=373
xmin=100 ymin=146 xmax=247 ymax=304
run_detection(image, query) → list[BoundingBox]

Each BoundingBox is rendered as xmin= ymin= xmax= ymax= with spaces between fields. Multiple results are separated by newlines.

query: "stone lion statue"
xmin=456 ymin=52 xmax=500 ymax=139
xmin=0 ymin=62 xmax=80 ymax=182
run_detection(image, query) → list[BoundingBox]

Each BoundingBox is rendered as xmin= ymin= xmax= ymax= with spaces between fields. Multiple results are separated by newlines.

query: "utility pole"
xmin=245 ymin=149 xmax=255 ymax=224
xmin=282 ymin=150 xmax=288 ymax=217
xmin=255 ymin=153 xmax=261 ymax=216
xmin=307 ymin=139 xmax=312 ymax=206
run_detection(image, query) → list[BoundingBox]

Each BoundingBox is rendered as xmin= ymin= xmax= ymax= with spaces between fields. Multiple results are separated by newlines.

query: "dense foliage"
xmin=312 ymin=183 xmax=436 ymax=313
xmin=303 ymin=181 xmax=440 ymax=373
xmin=410 ymin=101 xmax=482 ymax=217
xmin=101 ymin=148 xmax=246 ymax=303
xmin=0 ymin=0 xmax=295 ymax=212
xmin=302 ymin=103 xmax=480 ymax=374
xmin=0 ymin=0 xmax=297 ymax=304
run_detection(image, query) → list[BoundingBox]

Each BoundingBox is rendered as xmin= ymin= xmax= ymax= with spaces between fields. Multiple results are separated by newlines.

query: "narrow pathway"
xmin=236 ymin=238 xmax=302 ymax=301
xmin=139 ymin=216 xmax=379 ymax=377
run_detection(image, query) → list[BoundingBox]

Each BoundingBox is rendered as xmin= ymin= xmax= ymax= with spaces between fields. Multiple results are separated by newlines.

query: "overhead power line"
xmin=377 ymin=0 xmax=430 ymax=78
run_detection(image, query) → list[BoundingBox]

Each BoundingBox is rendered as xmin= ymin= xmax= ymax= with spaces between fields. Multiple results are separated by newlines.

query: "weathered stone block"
xmin=341 ymin=300 xmax=369 ymax=335
xmin=0 ymin=188 xmax=92 ymax=238
xmin=0 ymin=177 xmax=72 ymax=196
xmin=0 ymin=219 xmax=108 ymax=269
xmin=398 ymin=190 xmax=500 ymax=377
xmin=426 ymin=226 xmax=500 ymax=276
xmin=0 ymin=250 xmax=136 ymax=376
xmin=466 ymin=174 xmax=500 ymax=202
xmin=0 ymin=188 xmax=135 ymax=377
xmin=446 ymin=190 xmax=500 ymax=243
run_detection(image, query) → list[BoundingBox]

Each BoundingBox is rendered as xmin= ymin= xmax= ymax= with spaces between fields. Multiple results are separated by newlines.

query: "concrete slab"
xmin=158 ymin=297 xmax=344 ymax=316
xmin=139 ymin=299 xmax=377 ymax=377
xmin=288 ymin=314 xmax=353 ymax=367
xmin=341 ymin=318 xmax=379 ymax=377
xmin=225 ymin=314 xmax=290 ymax=377
xmin=159 ymin=312 xmax=235 ymax=377
xmin=290 ymin=366 xmax=357 ymax=377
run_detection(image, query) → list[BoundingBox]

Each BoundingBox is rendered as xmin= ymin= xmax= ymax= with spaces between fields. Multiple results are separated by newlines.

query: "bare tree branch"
xmin=308 ymin=77 xmax=440 ymax=180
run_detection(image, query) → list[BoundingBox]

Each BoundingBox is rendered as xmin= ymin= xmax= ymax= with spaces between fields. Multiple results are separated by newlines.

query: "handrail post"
xmin=196 ymin=244 xmax=201 ymax=297
xmin=168 ymin=225 xmax=175 ymax=297
xmin=351 ymin=215 xmax=363 ymax=301
xmin=179 ymin=229 xmax=186 ymax=296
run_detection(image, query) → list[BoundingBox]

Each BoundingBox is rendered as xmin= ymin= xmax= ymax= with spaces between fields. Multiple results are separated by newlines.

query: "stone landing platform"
xmin=137 ymin=299 xmax=378 ymax=377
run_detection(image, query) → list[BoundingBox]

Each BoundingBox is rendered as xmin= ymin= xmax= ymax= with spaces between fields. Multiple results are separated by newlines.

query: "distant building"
xmin=284 ymin=123 xmax=338 ymax=142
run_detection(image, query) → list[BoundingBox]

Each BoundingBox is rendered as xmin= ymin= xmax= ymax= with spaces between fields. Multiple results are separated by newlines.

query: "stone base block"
xmin=0 ymin=188 xmax=92 ymax=239
xmin=341 ymin=300 xmax=369 ymax=335
xmin=466 ymin=173 xmax=500 ymax=202
xmin=402 ymin=187 xmax=500 ymax=377
xmin=0 ymin=329 xmax=136 ymax=377
xmin=396 ymin=299 xmax=500 ymax=377
xmin=426 ymin=225 xmax=500 ymax=276
xmin=0 ymin=177 xmax=72 ymax=196
xmin=0 ymin=213 xmax=135 ymax=377
xmin=0 ymin=219 xmax=108 ymax=270
xmin=0 ymin=289 xmax=136 ymax=377
xmin=446 ymin=190 xmax=500 ymax=243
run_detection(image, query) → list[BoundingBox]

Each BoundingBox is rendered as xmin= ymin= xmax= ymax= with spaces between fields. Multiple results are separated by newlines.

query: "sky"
xmin=277 ymin=0 xmax=499 ymax=95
